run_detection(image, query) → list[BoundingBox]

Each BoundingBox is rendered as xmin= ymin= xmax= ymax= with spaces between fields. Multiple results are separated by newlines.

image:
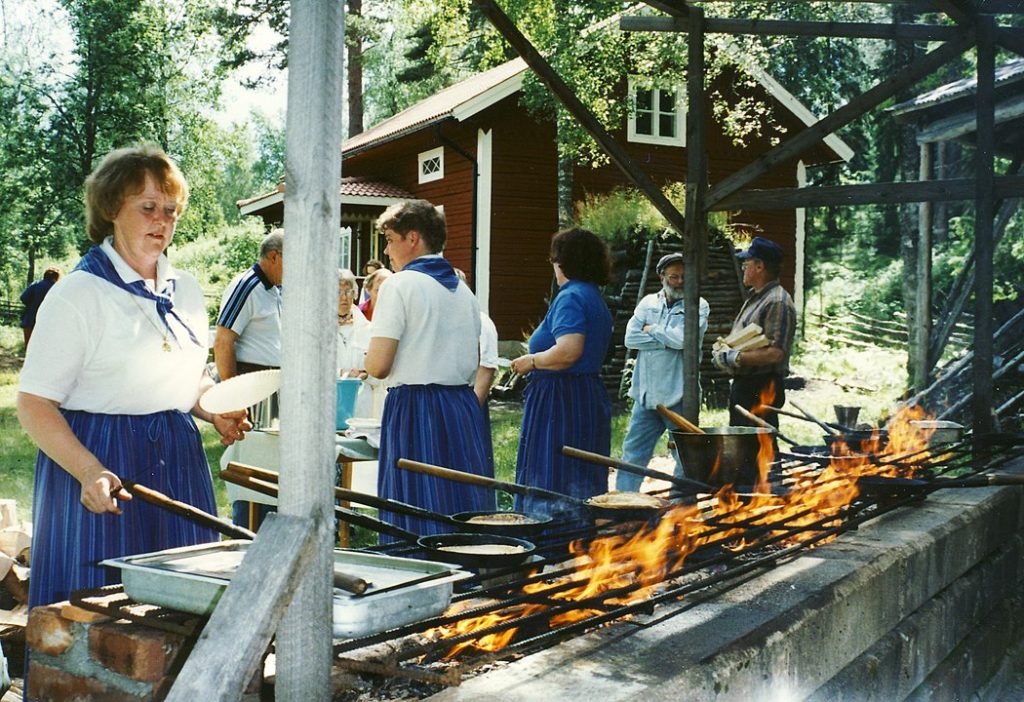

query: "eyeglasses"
xmin=663 ymin=274 xmax=684 ymax=283
xmin=339 ymin=288 xmax=355 ymax=297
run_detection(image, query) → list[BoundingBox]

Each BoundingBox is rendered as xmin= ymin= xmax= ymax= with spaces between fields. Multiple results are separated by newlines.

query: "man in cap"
xmin=617 ymin=252 xmax=710 ymax=491
xmin=713 ymin=236 xmax=797 ymax=428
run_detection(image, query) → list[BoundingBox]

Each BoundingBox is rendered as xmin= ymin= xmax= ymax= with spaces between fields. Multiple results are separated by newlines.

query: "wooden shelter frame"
xmin=160 ymin=2 xmax=1023 ymax=699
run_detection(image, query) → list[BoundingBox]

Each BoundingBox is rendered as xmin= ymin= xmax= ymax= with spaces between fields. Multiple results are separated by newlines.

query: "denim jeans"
xmin=617 ymin=399 xmax=686 ymax=491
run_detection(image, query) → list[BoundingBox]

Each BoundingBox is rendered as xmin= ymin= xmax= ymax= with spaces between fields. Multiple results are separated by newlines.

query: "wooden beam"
xmin=640 ymin=0 xmax=691 ymax=17
xmin=471 ymin=0 xmax=687 ymax=235
xmin=165 ymin=515 xmax=318 ymax=702
xmin=683 ymin=7 xmax=706 ymax=422
xmin=710 ymin=174 xmax=1024 ymax=210
xmin=705 ymin=34 xmax=974 ymax=210
xmin=928 ymin=158 xmax=1021 ymax=369
xmin=935 ymin=0 xmax=1024 ymax=56
xmin=973 ymin=14 xmax=996 ymax=434
xmin=620 ymin=15 xmax=962 ymax=41
xmin=277 ymin=0 xmax=346 ymax=698
xmin=913 ymin=143 xmax=933 ymax=393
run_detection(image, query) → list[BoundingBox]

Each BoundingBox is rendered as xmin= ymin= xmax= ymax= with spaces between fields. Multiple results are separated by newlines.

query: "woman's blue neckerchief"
xmin=75 ymin=246 xmax=201 ymax=348
xmin=401 ymin=256 xmax=459 ymax=291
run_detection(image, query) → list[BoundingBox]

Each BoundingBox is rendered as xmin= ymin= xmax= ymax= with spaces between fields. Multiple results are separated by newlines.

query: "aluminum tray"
xmin=101 ymin=541 xmax=471 ymax=639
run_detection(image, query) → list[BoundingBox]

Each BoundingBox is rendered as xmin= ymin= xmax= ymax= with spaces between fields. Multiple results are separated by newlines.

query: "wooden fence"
xmin=0 ymin=301 xmax=23 ymax=325
xmin=807 ymin=310 xmax=972 ymax=355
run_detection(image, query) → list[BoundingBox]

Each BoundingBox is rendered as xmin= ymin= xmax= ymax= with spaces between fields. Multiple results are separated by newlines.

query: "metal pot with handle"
xmin=669 ymin=427 xmax=775 ymax=487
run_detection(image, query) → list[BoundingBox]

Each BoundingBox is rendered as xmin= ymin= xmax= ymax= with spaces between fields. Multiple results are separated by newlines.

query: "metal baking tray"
xmin=101 ymin=541 xmax=471 ymax=639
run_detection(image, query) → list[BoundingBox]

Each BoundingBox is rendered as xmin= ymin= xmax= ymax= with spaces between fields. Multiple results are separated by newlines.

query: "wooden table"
xmin=220 ymin=430 xmax=379 ymax=547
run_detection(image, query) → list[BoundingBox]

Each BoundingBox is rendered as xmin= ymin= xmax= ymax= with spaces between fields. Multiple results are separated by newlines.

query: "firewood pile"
xmin=0 ymin=499 xmax=30 ymax=677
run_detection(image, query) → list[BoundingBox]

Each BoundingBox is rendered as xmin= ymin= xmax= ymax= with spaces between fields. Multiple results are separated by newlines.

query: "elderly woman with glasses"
xmin=16 ymin=145 xmax=250 ymax=613
xmin=337 ymin=268 xmax=370 ymax=377
xmin=509 ymin=227 xmax=613 ymax=522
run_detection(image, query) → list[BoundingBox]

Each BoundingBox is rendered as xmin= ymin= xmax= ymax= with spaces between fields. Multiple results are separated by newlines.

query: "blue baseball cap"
xmin=736 ymin=236 xmax=784 ymax=264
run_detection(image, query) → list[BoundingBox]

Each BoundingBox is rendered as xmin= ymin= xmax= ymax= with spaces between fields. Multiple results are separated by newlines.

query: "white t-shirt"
xmin=216 ymin=264 xmax=282 ymax=367
xmin=479 ymin=313 xmax=499 ymax=370
xmin=370 ymin=259 xmax=481 ymax=388
xmin=19 ymin=238 xmax=209 ymax=414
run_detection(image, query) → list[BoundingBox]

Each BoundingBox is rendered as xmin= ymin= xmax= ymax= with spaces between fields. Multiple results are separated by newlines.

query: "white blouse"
xmin=19 ymin=238 xmax=209 ymax=414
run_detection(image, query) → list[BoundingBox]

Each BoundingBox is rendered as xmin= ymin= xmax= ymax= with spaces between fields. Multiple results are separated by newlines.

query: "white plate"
xmin=346 ymin=417 xmax=382 ymax=431
xmin=200 ymin=369 xmax=281 ymax=414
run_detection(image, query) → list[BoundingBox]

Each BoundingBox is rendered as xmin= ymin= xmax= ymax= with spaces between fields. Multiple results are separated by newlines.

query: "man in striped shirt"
xmin=214 ymin=229 xmax=284 ymax=381
xmin=714 ymin=237 xmax=797 ymax=429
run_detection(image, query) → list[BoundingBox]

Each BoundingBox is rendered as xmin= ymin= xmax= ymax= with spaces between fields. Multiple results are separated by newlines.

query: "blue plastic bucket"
xmin=336 ymin=378 xmax=361 ymax=430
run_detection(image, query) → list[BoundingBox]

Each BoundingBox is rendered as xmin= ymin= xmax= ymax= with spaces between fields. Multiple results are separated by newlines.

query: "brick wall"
xmin=24 ymin=598 xmax=261 ymax=701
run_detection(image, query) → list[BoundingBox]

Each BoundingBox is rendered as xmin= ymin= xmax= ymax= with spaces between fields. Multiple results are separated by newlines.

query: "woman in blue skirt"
xmin=17 ymin=145 xmax=250 ymax=612
xmin=365 ymin=200 xmax=494 ymax=540
xmin=509 ymin=228 xmax=613 ymax=522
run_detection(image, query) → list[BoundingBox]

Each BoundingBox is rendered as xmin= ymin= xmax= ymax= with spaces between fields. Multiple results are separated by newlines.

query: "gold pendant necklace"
xmin=131 ymin=295 xmax=172 ymax=352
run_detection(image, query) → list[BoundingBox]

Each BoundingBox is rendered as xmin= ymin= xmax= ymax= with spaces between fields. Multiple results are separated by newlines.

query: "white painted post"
xmin=277 ymin=1 xmax=345 ymax=698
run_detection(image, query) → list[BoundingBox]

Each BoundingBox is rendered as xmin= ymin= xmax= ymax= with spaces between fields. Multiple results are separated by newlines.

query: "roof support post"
xmin=913 ymin=142 xmax=933 ymax=393
xmin=470 ymin=0 xmax=686 ymax=235
xmin=683 ymin=6 xmax=706 ymax=422
xmin=277 ymin=0 xmax=346 ymax=698
xmin=972 ymin=14 xmax=996 ymax=434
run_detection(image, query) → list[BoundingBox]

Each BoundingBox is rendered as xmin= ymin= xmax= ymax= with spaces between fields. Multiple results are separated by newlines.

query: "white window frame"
xmin=418 ymin=146 xmax=445 ymax=184
xmin=339 ymin=226 xmax=352 ymax=270
xmin=627 ymin=77 xmax=685 ymax=147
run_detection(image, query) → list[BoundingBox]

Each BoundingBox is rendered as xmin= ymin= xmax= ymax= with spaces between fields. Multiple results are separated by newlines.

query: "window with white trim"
xmin=627 ymin=78 xmax=685 ymax=147
xmin=418 ymin=147 xmax=444 ymax=184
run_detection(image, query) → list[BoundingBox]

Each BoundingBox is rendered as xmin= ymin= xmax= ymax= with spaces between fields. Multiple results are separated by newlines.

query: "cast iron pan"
xmin=449 ymin=510 xmax=552 ymax=538
xmin=417 ymin=532 xmax=536 ymax=569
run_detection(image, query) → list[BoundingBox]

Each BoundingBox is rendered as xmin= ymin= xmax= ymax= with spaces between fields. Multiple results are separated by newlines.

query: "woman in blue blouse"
xmin=509 ymin=228 xmax=613 ymax=519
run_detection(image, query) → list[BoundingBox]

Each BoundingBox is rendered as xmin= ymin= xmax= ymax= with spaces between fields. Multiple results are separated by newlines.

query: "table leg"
xmin=247 ymin=501 xmax=258 ymax=532
xmin=338 ymin=460 xmax=353 ymax=547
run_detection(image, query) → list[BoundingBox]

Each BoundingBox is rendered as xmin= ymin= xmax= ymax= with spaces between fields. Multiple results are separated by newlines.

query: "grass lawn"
xmin=0 ymin=322 xmax=910 ymax=527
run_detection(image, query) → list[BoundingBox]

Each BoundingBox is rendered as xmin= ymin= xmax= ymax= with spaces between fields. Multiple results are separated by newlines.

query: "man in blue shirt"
xmin=617 ymin=253 xmax=709 ymax=491
xmin=19 ymin=267 xmax=61 ymax=347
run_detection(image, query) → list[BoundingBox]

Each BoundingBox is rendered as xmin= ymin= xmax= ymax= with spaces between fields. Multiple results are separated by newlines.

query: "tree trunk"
xmin=346 ymin=0 xmax=364 ymax=137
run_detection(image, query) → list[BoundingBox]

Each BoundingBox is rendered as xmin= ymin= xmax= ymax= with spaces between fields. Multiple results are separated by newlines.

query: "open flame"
xmin=427 ymin=403 xmax=945 ymax=659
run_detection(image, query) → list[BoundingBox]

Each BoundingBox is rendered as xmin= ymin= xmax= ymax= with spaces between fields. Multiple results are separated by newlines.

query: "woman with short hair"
xmin=509 ymin=227 xmax=613 ymax=520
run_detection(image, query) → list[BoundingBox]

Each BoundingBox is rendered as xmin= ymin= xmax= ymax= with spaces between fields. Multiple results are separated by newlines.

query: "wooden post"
xmin=913 ymin=142 xmax=933 ymax=393
xmin=972 ymin=14 xmax=995 ymax=435
xmin=277 ymin=1 xmax=346 ymax=698
xmin=683 ymin=7 xmax=707 ymax=422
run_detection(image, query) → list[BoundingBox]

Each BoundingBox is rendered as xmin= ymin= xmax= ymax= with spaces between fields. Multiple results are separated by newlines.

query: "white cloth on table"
xmin=221 ymin=431 xmax=380 ymax=505
xmin=19 ymin=238 xmax=208 ymax=413
xmin=369 ymin=258 xmax=481 ymax=388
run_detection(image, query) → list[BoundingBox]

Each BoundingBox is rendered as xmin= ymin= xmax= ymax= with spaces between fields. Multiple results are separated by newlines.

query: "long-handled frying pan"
xmin=395 ymin=459 xmax=669 ymax=523
xmin=120 ymin=480 xmax=370 ymax=595
xmin=219 ymin=465 xmax=538 ymax=570
xmin=560 ymin=446 xmax=713 ymax=493
xmin=224 ymin=461 xmax=551 ymax=538
xmin=856 ymin=473 xmax=1024 ymax=499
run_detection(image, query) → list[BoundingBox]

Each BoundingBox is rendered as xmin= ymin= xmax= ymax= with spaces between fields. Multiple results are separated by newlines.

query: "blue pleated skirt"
xmin=514 ymin=373 xmax=611 ymax=519
xmin=377 ymin=384 xmax=495 ymax=541
xmin=28 ymin=410 xmax=218 ymax=608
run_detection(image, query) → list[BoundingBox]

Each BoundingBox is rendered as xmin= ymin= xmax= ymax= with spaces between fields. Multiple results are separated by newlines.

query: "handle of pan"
xmin=122 ymin=480 xmax=256 ymax=540
xmin=560 ymin=446 xmax=712 ymax=493
xmin=655 ymin=405 xmax=704 ymax=434
xmin=789 ymin=401 xmax=840 ymax=437
xmin=732 ymin=405 xmax=798 ymax=447
xmin=225 ymin=462 xmax=456 ymax=526
xmin=396 ymin=458 xmax=584 ymax=505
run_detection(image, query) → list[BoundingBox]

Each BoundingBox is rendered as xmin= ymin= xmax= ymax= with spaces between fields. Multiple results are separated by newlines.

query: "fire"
xmin=427 ymin=403 xmax=946 ymax=660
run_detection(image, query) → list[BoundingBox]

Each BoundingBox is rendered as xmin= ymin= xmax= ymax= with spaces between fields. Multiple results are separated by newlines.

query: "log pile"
xmin=0 ymin=499 xmax=30 ymax=683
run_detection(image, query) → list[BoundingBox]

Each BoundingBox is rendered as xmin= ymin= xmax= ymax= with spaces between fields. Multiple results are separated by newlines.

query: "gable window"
xmin=418 ymin=147 xmax=444 ymax=184
xmin=627 ymin=78 xmax=685 ymax=147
